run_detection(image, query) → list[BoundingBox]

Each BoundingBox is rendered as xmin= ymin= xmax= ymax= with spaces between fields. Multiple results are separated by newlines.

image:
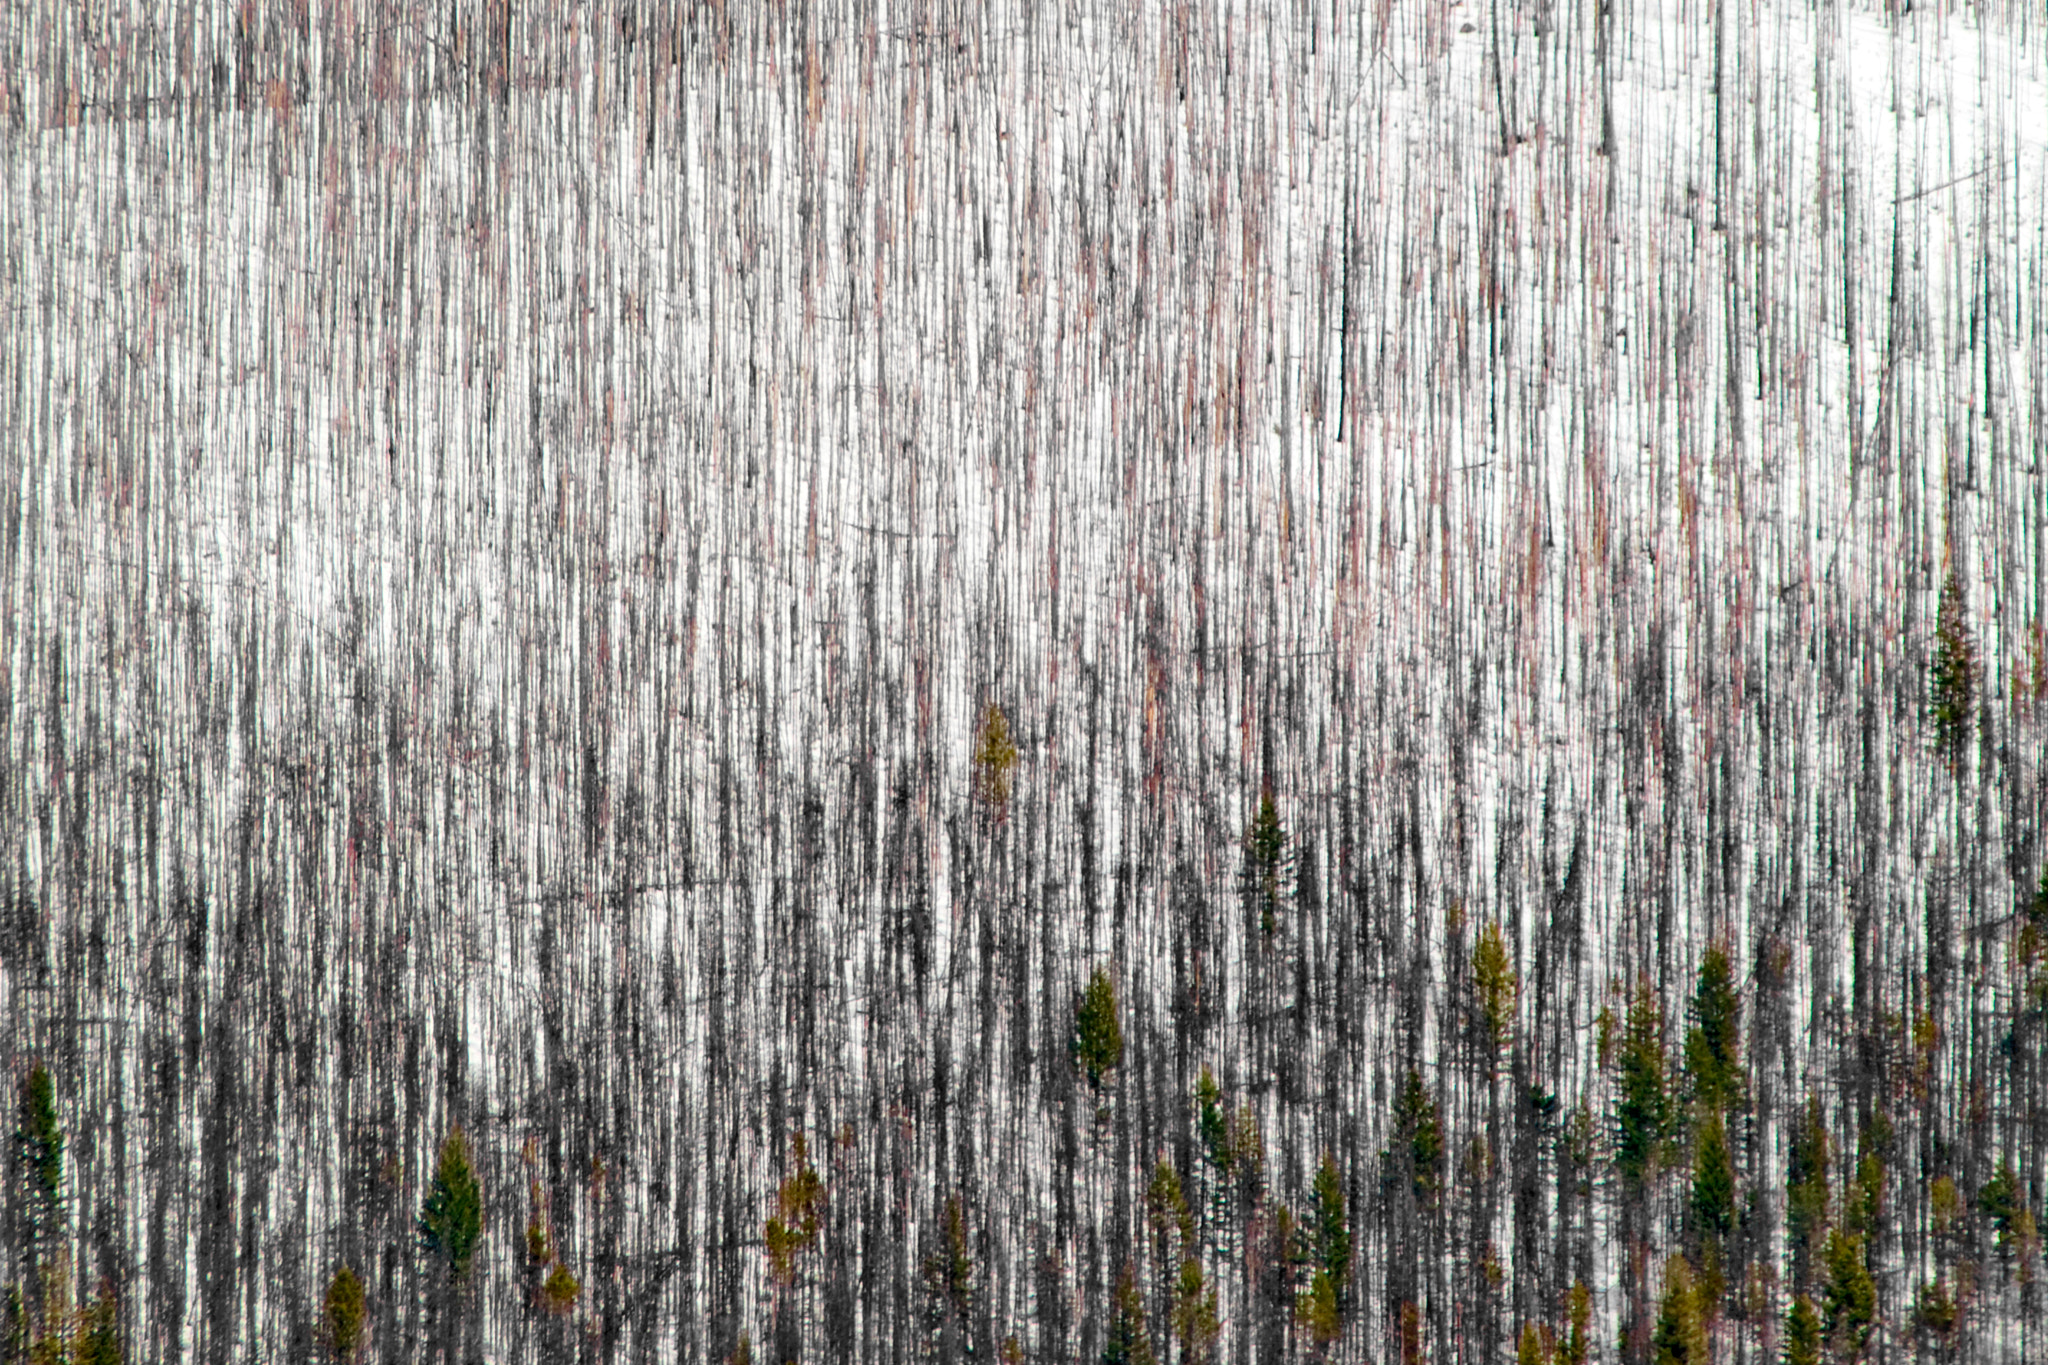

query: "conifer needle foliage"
xmin=1074 ymin=967 xmax=1123 ymax=1090
xmin=419 ymin=1129 xmax=484 ymax=1282
xmin=324 ymin=1266 xmax=365 ymax=1360
xmin=971 ymin=703 xmax=1019 ymax=817
xmin=1929 ymin=566 xmax=1977 ymax=767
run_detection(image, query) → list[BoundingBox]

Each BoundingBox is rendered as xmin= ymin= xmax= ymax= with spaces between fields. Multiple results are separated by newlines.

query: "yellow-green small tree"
xmin=1615 ymin=987 xmax=1670 ymax=1186
xmin=1102 ymin=1263 xmax=1154 ymax=1365
xmin=971 ymin=703 xmax=1019 ymax=817
xmin=1821 ymin=1232 xmax=1875 ymax=1363
xmin=1472 ymin=922 xmax=1518 ymax=1066
xmin=1649 ymin=1256 xmax=1703 ymax=1365
xmin=764 ymin=1138 xmax=825 ymax=1286
xmin=540 ymin=1263 xmax=581 ymax=1315
xmin=74 ymin=1293 xmax=122 ymax=1365
xmin=322 ymin=1266 xmax=365 ymax=1360
xmin=1783 ymin=1294 xmax=1822 ymax=1365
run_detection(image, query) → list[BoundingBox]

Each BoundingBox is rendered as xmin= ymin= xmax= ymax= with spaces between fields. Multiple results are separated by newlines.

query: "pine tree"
xmin=1978 ymin=1159 xmax=2023 ymax=1258
xmin=1170 ymin=1260 xmax=1220 ymax=1365
xmin=1246 ymin=789 xmax=1289 ymax=937
xmin=74 ymin=1294 xmax=121 ymax=1365
xmin=1073 ymin=968 xmax=1124 ymax=1090
xmin=1649 ymin=1257 xmax=1703 ymax=1365
xmin=540 ymin=1263 xmax=581 ymax=1314
xmin=1560 ymin=1282 xmax=1591 ymax=1365
xmin=1145 ymin=1161 xmax=1193 ymax=1259
xmin=1820 ymin=1232 xmax=1875 ymax=1362
xmin=1782 ymin=1295 xmax=1822 ymax=1365
xmin=1310 ymin=1152 xmax=1350 ymax=1291
xmin=1929 ymin=566 xmax=1977 ymax=767
xmin=1102 ymin=1262 xmax=1154 ymax=1365
xmin=1785 ymin=1101 xmax=1830 ymax=1290
xmin=1394 ymin=1071 xmax=1442 ymax=1203
xmin=418 ymin=1128 xmax=484 ymax=1282
xmin=922 ymin=1194 xmax=974 ymax=1319
xmin=1683 ymin=947 xmax=1742 ymax=1112
xmin=1616 ymin=988 xmax=1669 ymax=1186
xmin=1195 ymin=1069 xmax=1233 ymax=1176
xmin=1297 ymin=1270 xmax=1341 ymax=1349
xmin=766 ymin=1138 xmax=826 ymax=1285
xmin=1472 ymin=922 xmax=1518 ymax=1065
xmin=1689 ymin=1112 xmax=1735 ymax=1240
xmin=323 ymin=1266 xmax=365 ymax=1360
xmin=15 ymin=1068 xmax=64 ymax=1281
xmin=971 ymin=703 xmax=1019 ymax=817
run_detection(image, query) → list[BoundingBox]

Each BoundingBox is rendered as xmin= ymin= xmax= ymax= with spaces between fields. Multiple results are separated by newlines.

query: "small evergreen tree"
xmin=1820 ymin=1231 xmax=1875 ymax=1362
xmin=1689 ymin=1112 xmax=1735 ymax=1241
xmin=418 ymin=1129 xmax=484 ymax=1282
xmin=1782 ymin=1295 xmax=1822 ymax=1365
xmin=1913 ymin=1278 xmax=1958 ymax=1339
xmin=1310 ymin=1152 xmax=1350 ymax=1291
xmin=1297 ymin=1269 xmax=1341 ymax=1349
xmin=971 ymin=703 xmax=1019 ymax=817
xmin=1102 ymin=1262 xmax=1154 ymax=1365
xmin=765 ymin=1138 xmax=825 ymax=1285
xmin=921 ymin=1194 xmax=974 ymax=1319
xmin=1561 ymin=1282 xmax=1591 ymax=1365
xmin=1145 ymin=1161 xmax=1193 ymax=1258
xmin=1195 ymin=1069 xmax=1233 ymax=1176
xmin=1394 ymin=1071 xmax=1443 ymax=1203
xmin=1649 ymin=1257 xmax=1703 ymax=1365
xmin=540 ymin=1263 xmax=581 ymax=1314
xmin=1785 ymin=1100 xmax=1831 ymax=1289
xmin=1929 ymin=566 xmax=1977 ymax=766
xmin=323 ymin=1266 xmax=365 ymax=1360
xmin=1615 ymin=987 xmax=1669 ymax=1186
xmin=1683 ymin=947 xmax=1743 ymax=1113
xmin=1472 ymin=922 xmax=1518 ymax=1065
xmin=15 ymin=1067 xmax=64 ymax=1280
xmin=1170 ymin=1260 xmax=1220 ymax=1365
xmin=74 ymin=1293 xmax=120 ymax=1365
xmin=1073 ymin=968 xmax=1124 ymax=1090
xmin=1246 ymin=789 xmax=1289 ymax=936
xmin=1977 ymin=1159 xmax=2023 ymax=1256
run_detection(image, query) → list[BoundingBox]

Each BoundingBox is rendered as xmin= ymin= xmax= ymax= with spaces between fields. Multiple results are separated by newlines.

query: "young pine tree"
xmin=15 ymin=1067 xmax=65 ymax=1282
xmin=1394 ymin=1071 xmax=1443 ymax=1204
xmin=1102 ymin=1262 xmax=1154 ymax=1365
xmin=1073 ymin=968 xmax=1124 ymax=1090
xmin=418 ymin=1129 xmax=484 ymax=1282
xmin=323 ymin=1266 xmax=366 ymax=1360
xmin=1615 ymin=988 xmax=1670 ymax=1186
xmin=1649 ymin=1257 xmax=1703 ymax=1365
xmin=1785 ymin=1100 xmax=1831 ymax=1291
xmin=1782 ymin=1295 xmax=1822 ymax=1365
xmin=1683 ymin=947 xmax=1742 ymax=1113
xmin=1472 ymin=922 xmax=1519 ymax=1067
xmin=1246 ymin=790 xmax=1289 ymax=937
xmin=1820 ymin=1232 xmax=1875 ymax=1363
xmin=1171 ymin=1260 xmax=1220 ymax=1365
xmin=1929 ymin=566 xmax=1977 ymax=767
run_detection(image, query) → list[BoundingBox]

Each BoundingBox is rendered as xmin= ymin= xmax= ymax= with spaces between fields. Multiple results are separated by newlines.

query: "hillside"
xmin=3 ymin=1 xmax=2046 ymax=1361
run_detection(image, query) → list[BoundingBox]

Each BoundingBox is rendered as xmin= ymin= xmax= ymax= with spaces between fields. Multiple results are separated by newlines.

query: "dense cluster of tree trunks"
xmin=2 ymin=1 xmax=2045 ymax=1362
